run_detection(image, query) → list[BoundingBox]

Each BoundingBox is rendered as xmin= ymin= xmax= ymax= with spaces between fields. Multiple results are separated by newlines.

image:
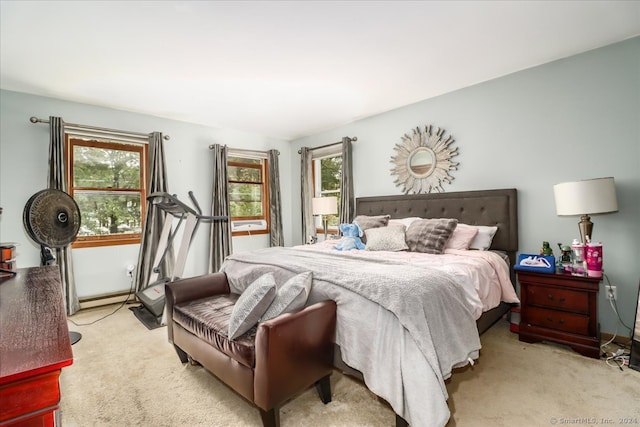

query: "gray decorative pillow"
xmin=365 ymin=225 xmax=408 ymax=252
xmin=405 ymin=218 xmax=458 ymax=254
xmin=228 ymin=273 xmax=276 ymax=339
xmin=261 ymin=272 xmax=313 ymax=321
xmin=353 ymin=214 xmax=390 ymax=243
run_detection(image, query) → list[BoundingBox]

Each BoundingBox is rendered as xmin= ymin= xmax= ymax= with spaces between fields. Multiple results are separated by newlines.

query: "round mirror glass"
xmin=408 ymin=148 xmax=435 ymax=177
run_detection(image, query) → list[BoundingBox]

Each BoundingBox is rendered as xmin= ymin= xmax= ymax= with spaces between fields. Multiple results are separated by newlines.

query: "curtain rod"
xmin=209 ymin=145 xmax=279 ymax=157
xmin=29 ymin=117 xmax=170 ymax=141
xmin=297 ymin=136 xmax=357 ymax=154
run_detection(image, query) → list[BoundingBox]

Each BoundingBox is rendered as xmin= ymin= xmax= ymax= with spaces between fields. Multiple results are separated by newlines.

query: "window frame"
xmin=312 ymin=150 xmax=342 ymax=234
xmin=227 ymin=156 xmax=270 ymax=237
xmin=66 ymin=135 xmax=148 ymax=248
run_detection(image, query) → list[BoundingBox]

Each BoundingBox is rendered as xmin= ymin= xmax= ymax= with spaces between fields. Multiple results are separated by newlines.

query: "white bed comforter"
xmin=222 ymin=244 xmax=519 ymax=426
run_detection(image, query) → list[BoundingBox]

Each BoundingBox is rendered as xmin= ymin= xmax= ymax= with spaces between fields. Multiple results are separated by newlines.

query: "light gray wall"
xmin=290 ymin=37 xmax=640 ymax=335
xmin=1 ymin=38 xmax=637 ymax=335
xmin=0 ymin=90 xmax=291 ymax=298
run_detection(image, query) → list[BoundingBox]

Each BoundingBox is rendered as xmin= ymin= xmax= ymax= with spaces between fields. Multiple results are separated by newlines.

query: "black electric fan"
xmin=23 ymin=189 xmax=82 ymax=345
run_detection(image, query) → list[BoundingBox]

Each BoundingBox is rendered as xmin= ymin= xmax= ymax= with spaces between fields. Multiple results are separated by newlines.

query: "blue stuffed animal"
xmin=334 ymin=222 xmax=365 ymax=251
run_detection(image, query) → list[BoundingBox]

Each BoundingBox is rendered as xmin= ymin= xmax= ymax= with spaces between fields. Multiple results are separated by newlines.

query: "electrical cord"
xmin=604 ymin=348 xmax=630 ymax=371
xmin=603 ymin=273 xmax=632 ymax=332
xmin=68 ymin=273 xmax=136 ymax=327
xmin=600 ymin=273 xmax=634 ymax=370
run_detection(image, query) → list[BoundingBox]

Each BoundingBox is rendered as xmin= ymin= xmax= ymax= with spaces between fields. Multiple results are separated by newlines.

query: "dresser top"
xmin=0 ymin=266 xmax=73 ymax=384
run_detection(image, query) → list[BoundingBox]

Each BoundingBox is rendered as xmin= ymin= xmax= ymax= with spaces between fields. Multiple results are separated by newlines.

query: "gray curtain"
xmin=268 ymin=149 xmax=284 ymax=247
xmin=134 ymin=132 xmax=172 ymax=293
xmin=208 ymin=144 xmax=233 ymax=272
xmin=339 ymin=137 xmax=355 ymax=224
xmin=48 ymin=116 xmax=80 ymax=315
xmin=300 ymin=147 xmax=315 ymax=244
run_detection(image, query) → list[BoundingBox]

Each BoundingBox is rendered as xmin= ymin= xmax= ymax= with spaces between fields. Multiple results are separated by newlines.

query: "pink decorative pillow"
xmin=445 ymin=224 xmax=479 ymax=250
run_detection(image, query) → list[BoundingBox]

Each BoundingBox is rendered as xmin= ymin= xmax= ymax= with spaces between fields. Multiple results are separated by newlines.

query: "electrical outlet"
xmin=126 ymin=264 xmax=135 ymax=277
xmin=607 ymin=285 xmax=617 ymax=301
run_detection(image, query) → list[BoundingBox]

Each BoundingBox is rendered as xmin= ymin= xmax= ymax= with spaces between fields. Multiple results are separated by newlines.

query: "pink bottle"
xmin=585 ymin=242 xmax=603 ymax=278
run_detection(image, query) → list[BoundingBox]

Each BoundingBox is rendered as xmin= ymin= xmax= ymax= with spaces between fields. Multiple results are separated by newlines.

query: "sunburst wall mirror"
xmin=390 ymin=125 xmax=459 ymax=194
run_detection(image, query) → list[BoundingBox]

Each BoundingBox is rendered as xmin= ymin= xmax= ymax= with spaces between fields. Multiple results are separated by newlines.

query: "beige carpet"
xmin=60 ymin=304 xmax=640 ymax=426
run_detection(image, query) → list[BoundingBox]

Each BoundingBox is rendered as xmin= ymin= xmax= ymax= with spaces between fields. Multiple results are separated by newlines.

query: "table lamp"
xmin=312 ymin=196 xmax=338 ymax=240
xmin=553 ymin=177 xmax=618 ymax=244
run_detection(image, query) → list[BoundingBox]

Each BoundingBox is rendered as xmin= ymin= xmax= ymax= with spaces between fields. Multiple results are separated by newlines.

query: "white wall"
xmin=290 ymin=37 xmax=640 ymax=335
xmin=0 ymin=91 xmax=291 ymax=298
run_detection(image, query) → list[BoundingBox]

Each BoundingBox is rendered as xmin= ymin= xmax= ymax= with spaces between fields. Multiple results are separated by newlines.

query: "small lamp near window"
xmin=312 ymin=196 xmax=338 ymax=241
xmin=553 ymin=177 xmax=618 ymax=244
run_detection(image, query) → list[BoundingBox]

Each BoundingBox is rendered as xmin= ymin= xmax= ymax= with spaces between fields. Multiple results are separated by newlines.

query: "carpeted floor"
xmin=60 ymin=304 xmax=640 ymax=426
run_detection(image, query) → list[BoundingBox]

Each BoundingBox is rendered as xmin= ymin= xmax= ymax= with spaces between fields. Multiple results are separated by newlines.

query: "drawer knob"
xmin=547 ymin=316 xmax=553 ymax=322
xmin=559 ymin=318 xmax=565 ymax=324
xmin=547 ymin=294 xmax=553 ymax=300
xmin=559 ymin=297 xmax=566 ymax=303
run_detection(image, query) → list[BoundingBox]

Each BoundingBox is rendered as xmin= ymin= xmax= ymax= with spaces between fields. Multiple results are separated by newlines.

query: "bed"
xmin=221 ymin=188 xmax=519 ymax=426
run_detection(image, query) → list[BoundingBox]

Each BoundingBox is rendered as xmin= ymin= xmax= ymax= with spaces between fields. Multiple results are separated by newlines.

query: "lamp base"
xmin=578 ymin=214 xmax=593 ymax=244
xmin=322 ymin=217 xmax=329 ymax=241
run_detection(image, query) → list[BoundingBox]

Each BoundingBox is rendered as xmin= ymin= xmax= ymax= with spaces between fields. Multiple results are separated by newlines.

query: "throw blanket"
xmin=221 ymin=247 xmax=481 ymax=402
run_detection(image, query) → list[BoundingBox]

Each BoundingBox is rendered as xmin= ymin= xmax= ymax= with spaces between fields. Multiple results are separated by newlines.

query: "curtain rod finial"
xmin=351 ymin=136 xmax=358 ymax=142
xmin=29 ymin=116 xmax=39 ymax=123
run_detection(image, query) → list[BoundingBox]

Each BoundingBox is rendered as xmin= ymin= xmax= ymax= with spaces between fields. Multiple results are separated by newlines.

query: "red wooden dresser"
xmin=0 ymin=266 xmax=73 ymax=426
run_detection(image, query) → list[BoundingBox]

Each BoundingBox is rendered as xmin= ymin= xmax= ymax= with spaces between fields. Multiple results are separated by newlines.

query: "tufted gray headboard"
xmin=355 ymin=188 xmax=519 ymax=266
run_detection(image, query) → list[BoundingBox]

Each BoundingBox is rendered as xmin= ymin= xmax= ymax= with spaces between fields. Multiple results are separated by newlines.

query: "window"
xmin=313 ymin=153 xmax=341 ymax=231
xmin=67 ymin=136 xmax=147 ymax=248
xmin=227 ymin=156 xmax=270 ymax=236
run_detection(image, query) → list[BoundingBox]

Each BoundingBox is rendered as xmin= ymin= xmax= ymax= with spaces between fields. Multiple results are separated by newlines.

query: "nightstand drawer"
xmin=525 ymin=285 xmax=588 ymax=313
xmin=525 ymin=307 xmax=589 ymax=335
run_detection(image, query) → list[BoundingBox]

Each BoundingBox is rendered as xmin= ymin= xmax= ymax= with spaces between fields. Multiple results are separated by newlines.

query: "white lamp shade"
xmin=553 ymin=177 xmax=618 ymax=216
xmin=312 ymin=196 xmax=338 ymax=215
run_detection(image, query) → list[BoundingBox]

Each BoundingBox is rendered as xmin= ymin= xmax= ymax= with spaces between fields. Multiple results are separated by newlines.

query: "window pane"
xmin=228 ymin=165 xmax=261 ymax=182
xmin=74 ymin=191 xmax=143 ymax=236
xmin=229 ymin=183 xmax=263 ymax=216
xmin=228 ymin=156 xmax=260 ymax=164
xmin=73 ymin=146 xmax=141 ymax=189
xmin=315 ymin=155 xmax=342 ymax=228
xmin=320 ymin=157 xmax=342 ymax=191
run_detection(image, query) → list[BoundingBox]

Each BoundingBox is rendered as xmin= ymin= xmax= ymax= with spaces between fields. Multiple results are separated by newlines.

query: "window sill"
xmin=231 ymin=229 xmax=269 ymax=237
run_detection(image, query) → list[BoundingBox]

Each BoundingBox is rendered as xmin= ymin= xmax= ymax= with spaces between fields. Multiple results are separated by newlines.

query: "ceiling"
xmin=1 ymin=1 xmax=639 ymax=140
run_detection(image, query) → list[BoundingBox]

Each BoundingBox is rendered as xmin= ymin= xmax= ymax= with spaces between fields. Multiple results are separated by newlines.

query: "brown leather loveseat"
xmin=165 ymin=272 xmax=336 ymax=427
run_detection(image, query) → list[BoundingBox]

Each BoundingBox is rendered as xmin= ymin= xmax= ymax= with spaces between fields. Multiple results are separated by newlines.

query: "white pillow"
xmin=445 ymin=223 xmax=479 ymax=250
xmin=388 ymin=217 xmax=421 ymax=228
xmin=468 ymin=225 xmax=498 ymax=251
xmin=365 ymin=225 xmax=408 ymax=251
xmin=228 ymin=273 xmax=276 ymax=339
xmin=261 ymin=272 xmax=313 ymax=321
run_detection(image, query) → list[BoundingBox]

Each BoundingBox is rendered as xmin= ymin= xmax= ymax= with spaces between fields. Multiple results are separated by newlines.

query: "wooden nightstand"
xmin=518 ymin=270 xmax=601 ymax=359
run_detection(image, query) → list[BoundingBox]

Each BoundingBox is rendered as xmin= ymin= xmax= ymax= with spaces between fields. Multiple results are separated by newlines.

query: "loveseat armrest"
xmin=166 ymin=272 xmax=230 ymax=305
xmin=254 ymin=300 xmax=336 ymax=411
xmin=165 ymin=272 xmax=230 ymax=343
